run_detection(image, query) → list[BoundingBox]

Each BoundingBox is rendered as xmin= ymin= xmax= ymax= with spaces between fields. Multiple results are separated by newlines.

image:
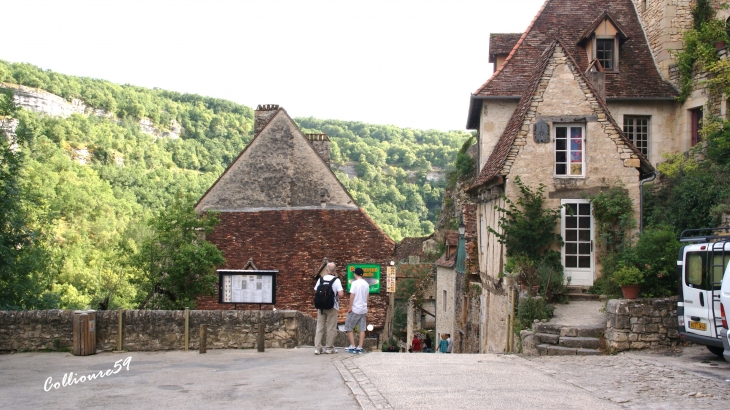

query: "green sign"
xmin=346 ymin=263 xmax=381 ymax=293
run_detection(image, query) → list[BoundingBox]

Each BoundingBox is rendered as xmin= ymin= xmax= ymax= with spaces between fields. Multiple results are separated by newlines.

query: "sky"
xmin=3 ymin=0 xmax=546 ymax=132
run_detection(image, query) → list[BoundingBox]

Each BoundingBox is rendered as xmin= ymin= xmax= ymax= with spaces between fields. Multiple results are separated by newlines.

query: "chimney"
xmin=306 ymin=133 xmax=331 ymax=166
xmin=254 ymin=104 xmax=280 ymax=135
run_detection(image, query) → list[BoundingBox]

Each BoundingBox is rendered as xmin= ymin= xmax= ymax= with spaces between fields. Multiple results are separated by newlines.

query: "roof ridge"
xmin=469 ymin=39 xmax=652 ymax=191
xmin=473 ymin=0 xmax=551 ymax=96
xmin=469 ymin=40 xmax=559 ymax=190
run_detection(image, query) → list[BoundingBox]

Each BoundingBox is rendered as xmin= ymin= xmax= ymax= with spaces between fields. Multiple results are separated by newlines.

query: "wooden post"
xmin=184 ymin=308 xmax=189 ymax=351
xmin=257 ymin=308 xmax=265 ymax=352
xmin=117 ymin=308 xmax=123 ymax=352
xmin=199 ymin=324 xmax=207 ymax=354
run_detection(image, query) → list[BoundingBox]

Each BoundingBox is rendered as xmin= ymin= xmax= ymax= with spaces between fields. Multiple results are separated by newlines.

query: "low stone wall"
xmin=604 ymin=297 xmax=679 ymax=352
xmin=0 ymin=310 xmax=319 ymax=353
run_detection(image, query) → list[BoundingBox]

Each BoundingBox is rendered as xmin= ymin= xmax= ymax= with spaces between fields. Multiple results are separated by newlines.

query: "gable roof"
xmin=196 ymin=107 xmax=357 ymax=212
xmin=489 ymin=33 xmax=523 ymax=63
xmin=470 ymin=0 xmax=676 ymax=112
xmin=577 ymin=10 xmax=629 ymax=46
xmin=469 ymin=40 xmax=653 ymax=192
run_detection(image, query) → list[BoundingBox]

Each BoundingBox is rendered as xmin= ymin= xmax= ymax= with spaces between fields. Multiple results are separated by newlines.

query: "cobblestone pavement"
xmin=337 ymin=345 xmax=730 ymax=410
xmin=526 ymin=346 xmax=730 ymax=409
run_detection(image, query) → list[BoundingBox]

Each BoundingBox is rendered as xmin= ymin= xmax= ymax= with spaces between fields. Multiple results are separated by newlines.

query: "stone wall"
xmin=0 ymin=309 xmax=319 ymax=353
xmin=604 ymin=297 xmax=679 ymax=352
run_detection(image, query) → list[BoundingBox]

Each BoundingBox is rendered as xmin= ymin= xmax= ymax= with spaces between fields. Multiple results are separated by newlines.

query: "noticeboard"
xmin=218 ymin=270 xmax=277 ymax=305
xmin=346 ymin=263 xmax=381 ymax=293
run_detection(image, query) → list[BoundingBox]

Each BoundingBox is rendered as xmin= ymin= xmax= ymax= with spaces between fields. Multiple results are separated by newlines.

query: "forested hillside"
xmin=0 ymin=60 xmax=471 ymax=310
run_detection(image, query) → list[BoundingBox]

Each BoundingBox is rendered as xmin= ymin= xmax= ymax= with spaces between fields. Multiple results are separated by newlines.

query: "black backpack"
xmin=314 ymin=277 xmax=337 ymax=311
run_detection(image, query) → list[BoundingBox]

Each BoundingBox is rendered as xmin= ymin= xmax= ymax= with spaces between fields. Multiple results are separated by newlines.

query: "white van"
xmin=720 ymin=259 xmax=730 ymax=362
xmin=677 ymin=228 xmax=730 ymax=357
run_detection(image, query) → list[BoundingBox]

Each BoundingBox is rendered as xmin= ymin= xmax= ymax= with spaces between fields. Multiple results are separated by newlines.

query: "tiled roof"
xmin=435 ymin=252 xmax=456 ymax=268
xmin=469 ymin=40 xmax=653 ymax=191
xmin=444 ymin=230 xmax=459 ymax=247
xmin=394 ymin=236 xmax=431 ymax=262
xmin=473 ymin=0 xmax=677 ymax=99
xmin=489 ymin=33 xmax=523 ymax=63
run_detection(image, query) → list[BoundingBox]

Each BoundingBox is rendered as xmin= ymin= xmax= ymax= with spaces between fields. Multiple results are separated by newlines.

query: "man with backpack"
xmin=313 ymin=262 xmax=344 ymax=355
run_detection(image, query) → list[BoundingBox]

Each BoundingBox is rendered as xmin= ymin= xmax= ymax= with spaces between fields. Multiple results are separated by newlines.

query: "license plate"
xmin=689 ymin=321 xmax=707 ymax=331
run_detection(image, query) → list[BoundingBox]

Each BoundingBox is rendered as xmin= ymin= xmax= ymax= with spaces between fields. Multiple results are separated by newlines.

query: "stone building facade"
xmin=462 ymin=0 xmax=697 ymax=353
xmin=195 ymin=105 xmax=395 ymax=331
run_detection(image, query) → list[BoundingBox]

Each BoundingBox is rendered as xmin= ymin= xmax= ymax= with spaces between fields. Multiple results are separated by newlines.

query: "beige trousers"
xmin=314 ymin=308 xmax=338 ymax=350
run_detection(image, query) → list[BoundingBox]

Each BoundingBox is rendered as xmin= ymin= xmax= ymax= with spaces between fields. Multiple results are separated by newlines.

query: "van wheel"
xmin=706 ymin=345 xmax=725 ymax=357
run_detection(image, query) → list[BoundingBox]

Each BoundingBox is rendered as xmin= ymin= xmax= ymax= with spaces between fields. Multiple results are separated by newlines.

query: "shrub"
xmin=515 ymin=296 xmax=553 ymax=334
xmin=634 ymin=226 xmax=682 ymax=297
xmin=612 ymin=264 xmax=643 ymax=286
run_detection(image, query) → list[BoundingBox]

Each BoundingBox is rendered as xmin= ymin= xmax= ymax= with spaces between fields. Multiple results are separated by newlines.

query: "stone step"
xmin=536 ymin=344 xmax=603 ymax=356
xmin=558 ymin=336 xmax=601 ymax=349
xmin=535 ymin=332 xmax=559 ymax=345
xmin=533 ymin=323 xmax=605 ymax=338
xmin=566 ymin=292 xmax=600 ymax=301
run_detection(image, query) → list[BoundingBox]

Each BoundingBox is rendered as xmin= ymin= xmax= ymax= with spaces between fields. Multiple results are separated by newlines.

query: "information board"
xmin=218 ymin=270 xmax=277 ymax=304
xmin=346 ymin=263 xmax=381 ymax=293
xmin=386 ymin=266 xmax=396 ymax=293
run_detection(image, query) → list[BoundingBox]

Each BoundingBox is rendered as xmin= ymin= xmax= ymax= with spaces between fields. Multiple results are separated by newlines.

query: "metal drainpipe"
xmin=639 ymin=171 xmax=658 ymax=233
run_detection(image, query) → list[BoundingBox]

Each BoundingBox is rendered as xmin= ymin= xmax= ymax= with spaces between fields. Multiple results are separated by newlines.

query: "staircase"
xmin=564 ymin=286 xmax=600 ymax=301
xmin=532 ymin=322 xmax=605 ymax=356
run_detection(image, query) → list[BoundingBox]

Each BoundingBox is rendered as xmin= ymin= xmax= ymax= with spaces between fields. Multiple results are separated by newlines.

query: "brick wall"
xmin=198 ymin=208 xmax=395 ymax=330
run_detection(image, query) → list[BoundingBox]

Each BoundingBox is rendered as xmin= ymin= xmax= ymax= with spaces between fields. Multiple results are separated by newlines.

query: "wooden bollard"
xmin=184 ymin=308 xmax=189 ymax=351
xmin=257 ymin=323 xmax=265 ymax=352
xmin=199 ymin=324 xmax=207 ymax=354
xmin=117 ymin=308 xmax=123 ymax=352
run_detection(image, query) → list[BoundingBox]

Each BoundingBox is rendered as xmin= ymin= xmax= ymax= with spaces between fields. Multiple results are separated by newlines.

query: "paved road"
xmin=1 ymin=345 xmax=728 ymax=409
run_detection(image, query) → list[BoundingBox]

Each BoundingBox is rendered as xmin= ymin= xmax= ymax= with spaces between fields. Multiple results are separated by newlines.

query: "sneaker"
xmin=354 ymin=347 xmax=364 ymax=353
xmin=324 ymin=348 xmax=337 ymax=354
xmin=314 ymin=348 xmax=322 ymax=355
xmin=345 ymin=345 xmax=356 ymax=352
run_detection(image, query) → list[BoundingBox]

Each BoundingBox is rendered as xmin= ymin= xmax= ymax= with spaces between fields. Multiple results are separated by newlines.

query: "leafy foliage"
xmin=647 ymin=151 xmax=730 ymax=232
xmin=490 ymin=176 xmax=563 ymax=261
xmin=675 ymin=3 xmax=729 ymax=102
xmin=515 ymin=296 xmax=553 ymax=335
xmin=589 ymin=186 xmax=636 ymax=254
xmin=0 ymin=90 xmax=57 ymax=309
xmin=133 ymin=196 xmax=225 ymax=309
xmin=0 ymin=60 xmax=468 ymax=309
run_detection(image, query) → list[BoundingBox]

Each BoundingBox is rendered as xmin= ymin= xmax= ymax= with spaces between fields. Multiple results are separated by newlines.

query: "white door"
xmin=561 ymin=199 xmax=594 ymax=286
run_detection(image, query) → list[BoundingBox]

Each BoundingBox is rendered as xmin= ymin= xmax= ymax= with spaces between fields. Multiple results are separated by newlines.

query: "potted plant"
xmin=612 ymin=264 xmax=643 ymax=299
xmin=381 ymin=337 xmax=400 ymax=352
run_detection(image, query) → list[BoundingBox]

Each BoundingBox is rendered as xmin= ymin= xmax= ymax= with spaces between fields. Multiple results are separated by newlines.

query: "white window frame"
xmin=623 ymin=115 xmax=650 ymax=158
xmin=553 ymin=123 xmax=586 ymax=178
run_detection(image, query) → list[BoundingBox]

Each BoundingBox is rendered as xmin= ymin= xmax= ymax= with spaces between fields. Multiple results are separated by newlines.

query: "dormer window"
xmin=596 ymin=38 xmax=615 ymax=71
xmin=577 ymin=11 xmax=628 ymax=73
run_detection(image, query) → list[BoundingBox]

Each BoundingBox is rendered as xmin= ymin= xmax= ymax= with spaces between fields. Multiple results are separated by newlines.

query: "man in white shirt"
xmin=345 ymin=267 xmax=369 ymax=353
xmin=314 ymin=262 xmax=344 ymax=355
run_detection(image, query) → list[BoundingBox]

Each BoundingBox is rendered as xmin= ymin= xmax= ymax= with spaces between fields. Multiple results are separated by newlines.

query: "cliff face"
xmin=1 ymin=83 xmax=181 ymax=140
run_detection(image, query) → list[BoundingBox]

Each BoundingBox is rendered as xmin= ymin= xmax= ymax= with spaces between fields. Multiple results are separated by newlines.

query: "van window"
xmin=712 ymin=254 xmax=727 ymax=285
xmin=685 ymin=251 xmax=730 ymax=290
xmin=686 ymin=253 xmax=704 ymax=287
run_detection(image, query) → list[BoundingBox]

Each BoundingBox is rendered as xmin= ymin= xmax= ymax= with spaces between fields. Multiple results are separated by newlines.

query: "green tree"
xmin=0 ymin=89 xmax=57 ymax=309
xmin=133 ymin=196 xmax=225 ymax=309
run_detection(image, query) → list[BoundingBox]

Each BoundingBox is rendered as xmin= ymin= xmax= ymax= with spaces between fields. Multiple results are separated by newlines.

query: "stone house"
xmin=459 ymin=0 xmax=719 ymax=353
xmin=195 ymin=105 xmax=395 ymax=331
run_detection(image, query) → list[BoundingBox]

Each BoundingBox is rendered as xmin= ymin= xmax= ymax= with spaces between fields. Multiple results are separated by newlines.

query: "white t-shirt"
xmin=314 ymin=275 xmax=343 ymax=310
xmin=349 ymin=278 xmax=369 ymax=315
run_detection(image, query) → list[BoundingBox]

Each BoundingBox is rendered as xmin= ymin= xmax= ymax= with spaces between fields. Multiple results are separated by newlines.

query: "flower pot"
xmin=530 ymin=285 xmax=540 ymax=297
xmin=620 ymin=284 xmax=640 ymax=299
xmin=716 ymin=41 xmax=727 ymax=50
